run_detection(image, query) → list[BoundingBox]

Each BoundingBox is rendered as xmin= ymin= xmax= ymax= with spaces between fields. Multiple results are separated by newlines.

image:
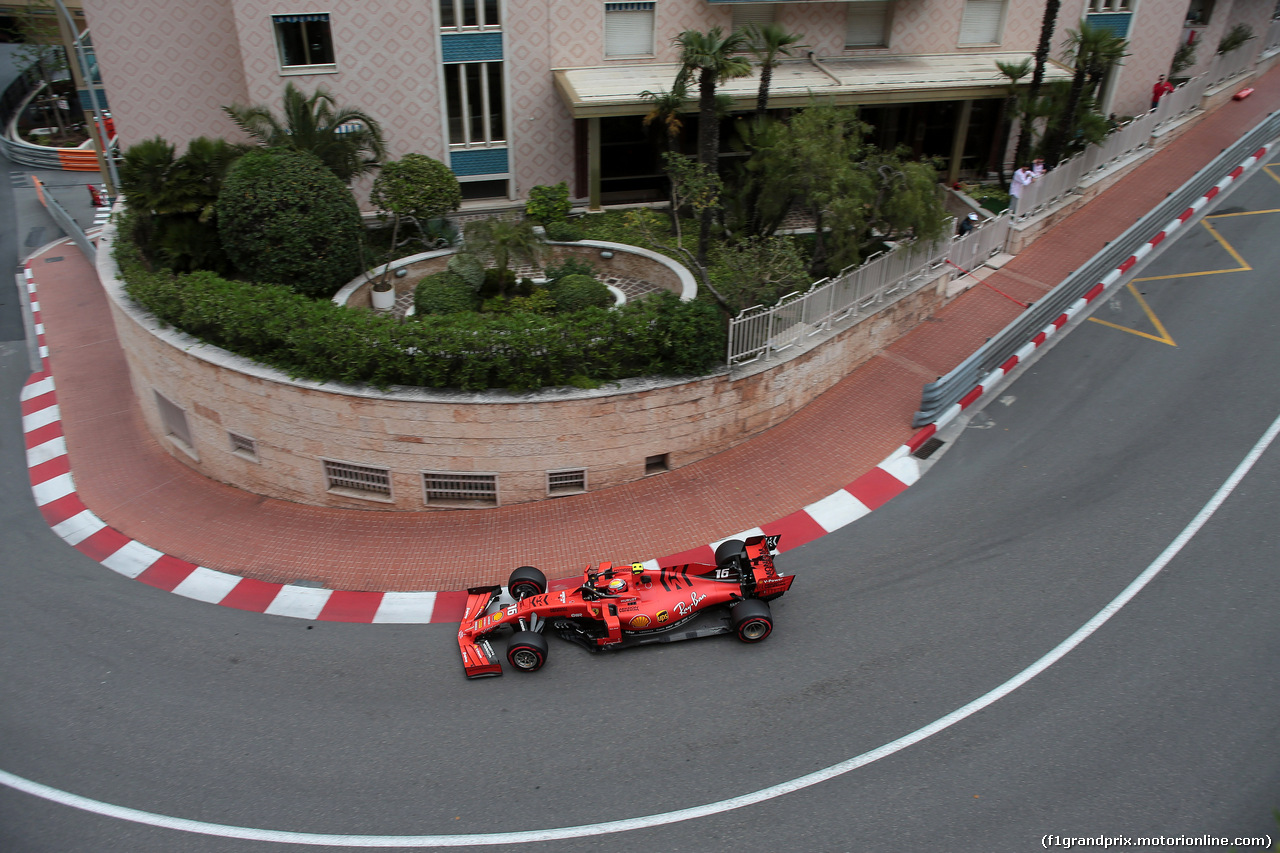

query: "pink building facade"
xmin=83 ymin=0 xmax=1272 ymax=207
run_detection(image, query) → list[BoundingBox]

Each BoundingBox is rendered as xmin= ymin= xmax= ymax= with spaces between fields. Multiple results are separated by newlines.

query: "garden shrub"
xmin=551 ymin=274 xmax=613 ymax=312
xmin=525 ymin=182 xmax=571 ymax=224
xmin=414 ymin=270 xmax=479 ymax=315
xmin=447 ymin=252 xmax=486 ymax=291
xmin=543 ymin=257 xmax=596 ymax=282
xmin=544 ymin=220 xmax=583 ymax=242
xmin=115 ymin=214 xmax=725 ymax=392
xmin=216 ymin=148 xmax=363 ymax=298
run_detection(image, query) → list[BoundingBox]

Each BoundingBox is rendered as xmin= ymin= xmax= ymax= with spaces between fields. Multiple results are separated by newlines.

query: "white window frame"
xmin=604 ymin=2 xmax=656 ymax=59
xmin=444 ymin=61 xmax=506 ymax=148
xmin=958 ymin=0 xmax=1006 ymax=47
xmin=272 ymin=13 xmax=337 ymax=75
xmin=439 ymin=0 xmax=502 ymax=31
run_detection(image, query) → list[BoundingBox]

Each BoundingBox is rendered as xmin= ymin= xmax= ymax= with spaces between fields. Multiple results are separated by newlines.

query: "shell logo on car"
xmin=629 ymin=614 xmax=651 ymax=629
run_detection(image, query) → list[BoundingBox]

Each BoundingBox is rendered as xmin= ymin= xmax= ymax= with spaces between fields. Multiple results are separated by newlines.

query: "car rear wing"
xmin=744 ymin=534 xmax=793 ymax=601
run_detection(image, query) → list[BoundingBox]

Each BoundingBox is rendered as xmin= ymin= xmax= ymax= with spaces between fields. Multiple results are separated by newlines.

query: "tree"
xmin=462 ymin=217 xmax=544 ymax=298
xmin=1043 ymin=23 xmax=1127 ymax=167
xmin=640 ymin=82 xmax=690 ymax=153
xmin=370 ymin=153 xmax=461 ymax=266
xmin=216 ymin=148 xmax=364 ymax=297
xmin=674 ymin=27 xmax=753 ymax=264
xmin=1217 ymin=24 xmax=1254 ymax=56
xmin=7 ymin=1 xmax=71 ymax=138
xmin=222 ymin=83 xmax=386 ymax=183
xmin=120 ymin=135 xmax=244 ymax=273
xmin=994 ymin=58 xmax=1032 ymax=188
xmin=745 ymin=23 xmax=805 ymax=118
xmin=1014 ymin=0 xmax=1061 ymax=172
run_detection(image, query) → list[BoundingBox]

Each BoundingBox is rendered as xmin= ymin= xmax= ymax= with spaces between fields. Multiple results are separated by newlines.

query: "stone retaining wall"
xmin=98 ymin=222 xmax=954 ymax=510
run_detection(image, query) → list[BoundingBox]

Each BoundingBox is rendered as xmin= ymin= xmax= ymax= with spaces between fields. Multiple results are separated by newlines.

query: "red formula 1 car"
xmin=457 ymin=535 xmax=794 ymax=678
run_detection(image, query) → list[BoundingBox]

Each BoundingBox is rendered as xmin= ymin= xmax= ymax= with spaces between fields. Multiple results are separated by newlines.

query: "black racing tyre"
xmin=714 ymin=539 xmax=747 ymax=568
xmin=731 ymin=599 xmax=773 ymax=643
xmin=508 ymin=565 xmax=547 ymax=600
xmin=507 ymin=630 xmax=549 ymax=672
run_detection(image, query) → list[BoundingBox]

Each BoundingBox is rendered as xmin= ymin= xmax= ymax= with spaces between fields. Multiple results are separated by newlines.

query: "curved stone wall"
xmin=97 ymin=221 xmax=952 ymax=510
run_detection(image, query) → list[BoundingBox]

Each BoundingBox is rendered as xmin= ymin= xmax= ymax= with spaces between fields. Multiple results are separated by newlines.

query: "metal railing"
xmin=727 ymin=213 xmax=1011 ymax=366
xmin=913 ymin=109 xmax=1280 ymax=427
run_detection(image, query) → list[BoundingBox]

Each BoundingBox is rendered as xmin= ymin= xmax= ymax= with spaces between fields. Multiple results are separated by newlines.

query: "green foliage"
xmin=481 ymin=288 xmax=557 ymax=316
xmin=371 ymin=154 xmax=461 ymax=226
xmin=464 ymin=217 xmax=544 ymax=295
xmin=525 ymin=182 xmax=572 ymax=224
xmin=216 ymin=148 xmax=363 ymax=298
xmin=414 ymin=270 xmax=480 ymax=315
xmin=1218 ymin=24 xmax=1254 ymax=56
xmin=115 ymin=218 xmax=726 ymax=392
xmin=222 ymin=83 xmax=386 ymax=183
xmin=544 ymin=220 xmax=584 ymax=242
xmin=446 ymin=252 xmax=486 ymax=291
xmin=708 ymin=235 xmax=810 ymax=313
xmin=1170 ymin=40 xmax=1197 ymax=77
xmin=543 ymin=256 xmax=597 ymax=282
xmin=119 ymin=135 xmax=244 ymax=273
xmin=551 ymin=274 xmax=613 ymax=312
xmin=961 ymin=183 xmax=1011 ymax=213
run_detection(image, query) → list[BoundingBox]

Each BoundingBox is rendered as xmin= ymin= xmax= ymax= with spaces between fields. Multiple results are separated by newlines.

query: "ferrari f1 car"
xmin=457 ymin=535 xmax=794 ymax=678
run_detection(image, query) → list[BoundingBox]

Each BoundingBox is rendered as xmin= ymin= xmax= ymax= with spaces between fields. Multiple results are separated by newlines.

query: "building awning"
xmin=554 ymin=52 xmax=1072 ymax=119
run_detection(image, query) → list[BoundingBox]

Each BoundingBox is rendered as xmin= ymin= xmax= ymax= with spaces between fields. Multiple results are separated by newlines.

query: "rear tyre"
xmin=731 ymin=599 xmax=773 ymax=643
xmin=508 ymin=565 xmax=547 ymax=600
xmin=714 ymin=539 xmax=746 ymax=568
xmin=507 ymin=631 xmax=549 ymax=672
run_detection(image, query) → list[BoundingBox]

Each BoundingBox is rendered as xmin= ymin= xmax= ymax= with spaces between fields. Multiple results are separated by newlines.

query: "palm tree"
xmin=674 ymin=27 xmax=752 ymax=264
xmin=222 ymin=83 xmax=386 ymax=183
xmin=745 ymin=23 xmax=805 ymax=118
xmin=1014 ymin=0 xmax=1060 ymax=171
xmin=463 ymin=217 xmax=544 ymax=298
xmin=640 ymin=82 xmax=689 ymax=153
xmin=1043 ymin=23 xmax=1127 ymax=166
xmin=994 ymin=58 xmax=1031 ymax=187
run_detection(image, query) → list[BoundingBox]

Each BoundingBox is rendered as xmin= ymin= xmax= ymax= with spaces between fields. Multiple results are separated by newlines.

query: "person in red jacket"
xmin=1151 ymin=75 xmax=1175 ymax=109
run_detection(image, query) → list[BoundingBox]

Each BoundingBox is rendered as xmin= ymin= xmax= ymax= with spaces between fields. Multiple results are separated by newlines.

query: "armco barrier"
xmin=912 ymin=109 xmax=1280 ymax=430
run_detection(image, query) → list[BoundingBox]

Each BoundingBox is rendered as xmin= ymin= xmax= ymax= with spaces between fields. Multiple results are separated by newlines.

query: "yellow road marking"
xmin=1088 ymin=283 xmax=1176 ymax=346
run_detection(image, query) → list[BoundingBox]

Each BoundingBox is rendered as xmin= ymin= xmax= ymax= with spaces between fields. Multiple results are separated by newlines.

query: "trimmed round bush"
xmin=551 ymin=274 xmax=612 ymax=313
xmin=414 ymin=270 xmax=479 ymax=315
xmin=217 ymin=148 xmax=363 ymax=298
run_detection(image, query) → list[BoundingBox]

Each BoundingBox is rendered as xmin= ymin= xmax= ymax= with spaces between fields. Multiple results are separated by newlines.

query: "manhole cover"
xmin=912 ymin=437 xmax=945 ymax=459
xmin=44 ymin=256 xmax=64 ymax=263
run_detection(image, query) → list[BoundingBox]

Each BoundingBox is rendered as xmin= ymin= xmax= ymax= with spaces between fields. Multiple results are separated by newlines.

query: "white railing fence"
xmin=727 ymin=214 xmax=1011 ymax=366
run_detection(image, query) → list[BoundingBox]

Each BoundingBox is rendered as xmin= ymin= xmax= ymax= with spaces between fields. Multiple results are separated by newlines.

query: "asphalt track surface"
xmin=3 ymin=156 xmax=1280 ymax=851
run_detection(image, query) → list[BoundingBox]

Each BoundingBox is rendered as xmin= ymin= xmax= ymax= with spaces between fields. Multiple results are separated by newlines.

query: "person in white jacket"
xmin=1010 ymin=165 xmax=1034 ymax=213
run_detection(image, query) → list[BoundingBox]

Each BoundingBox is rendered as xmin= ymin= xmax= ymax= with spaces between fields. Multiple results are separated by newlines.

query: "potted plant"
xmin=371 ymin=276 xmax=396 ymax=310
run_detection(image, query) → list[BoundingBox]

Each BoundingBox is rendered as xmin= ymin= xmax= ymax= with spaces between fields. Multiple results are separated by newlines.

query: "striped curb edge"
xmin=902 ymin=143 xmax=1275 ymax=458
xmin=24 ymin=145 xmax=1263 ymax=625
xmin=18 ymin=258 xmax=920 ymax=625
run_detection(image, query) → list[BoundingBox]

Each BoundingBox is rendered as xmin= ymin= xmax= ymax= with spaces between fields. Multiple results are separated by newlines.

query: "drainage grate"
xmin=912 ymin=437 xmax=945 ymax=459
xmin=547 ymin=468 xmax=586 ymax=496
xmin=424 ymin=472 xmax=497 ymax=505
xmin=323 ymin=459 xmax=392 ymax=498
xmin=228 ymin=431 xmax=258 ymax=460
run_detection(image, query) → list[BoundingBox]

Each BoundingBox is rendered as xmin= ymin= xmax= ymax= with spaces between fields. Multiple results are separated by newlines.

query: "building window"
xmin=1184 ymin=0 xmax=1213 ymax=25
xmin=845 ymin=1 xmax=890 ymax=49
xmin=424 ymin=472 xmax=498 ymax=506
xmin=733 ymin=4 xmax=775 ymax=47
xmin=547 ymin=468 xmax=587 ymax=496
xmin=604 ymin=2 xmax=655 ymax=58
xmin=958 ymin=0 xmax=1005 ymax=46
xmin=444 ymin=62 xmax=505 ymax=146
xmin=272 ymin=14 xmax=336 ymax=70
xmin=440 ymin=0 xmax=501 ymax=29
xmin=323 ymin=460 xmax=392 ymax=500
xmin=1088 ymin=0 xmax=1130 ymax=10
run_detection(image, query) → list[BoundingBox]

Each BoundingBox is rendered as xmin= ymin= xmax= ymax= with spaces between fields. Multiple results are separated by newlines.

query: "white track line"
xmin=2 ymin=407 xmax=1276 ymax=847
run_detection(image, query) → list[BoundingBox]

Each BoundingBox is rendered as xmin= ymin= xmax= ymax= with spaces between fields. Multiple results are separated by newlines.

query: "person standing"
xmin=1032 ymin=158 xmax=1046 ymax=180
xmin=957 ymin=212 xmax=978 ymax=237
xmin=1151 ymin=74 xmax=1175 ymax=109
xmin=1010 ymin=165 xmax=1034 ymax=213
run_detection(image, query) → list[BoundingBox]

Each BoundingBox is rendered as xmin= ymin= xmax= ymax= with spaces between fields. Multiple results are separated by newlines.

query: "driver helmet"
xmin=606 ymin=577 xmax=628 ymax=594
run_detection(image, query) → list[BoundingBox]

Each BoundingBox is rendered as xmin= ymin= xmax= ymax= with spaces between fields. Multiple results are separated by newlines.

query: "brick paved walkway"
xmin=26 ymin=65 xmax=1280 ymax=593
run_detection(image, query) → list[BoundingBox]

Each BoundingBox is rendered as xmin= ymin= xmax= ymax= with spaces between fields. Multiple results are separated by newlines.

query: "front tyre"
xmin=508 ymin=565 xmax=547 ymax=600
xmin=730 ymin=599 xmax=773 ymax=643
xmin=507 ymin=631 xmax=549 ymax=672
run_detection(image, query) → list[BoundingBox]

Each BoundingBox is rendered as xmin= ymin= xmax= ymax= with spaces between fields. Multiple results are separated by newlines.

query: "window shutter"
xmin=733 ymin=4 xmax=776 ymax=42
xmin=845 ymin=1 xmax=889 ymax=48
xmin=958 ymin=0 xmax=1004 ymax=45
xmin=605 ymin=2 xmax=655 ymax=57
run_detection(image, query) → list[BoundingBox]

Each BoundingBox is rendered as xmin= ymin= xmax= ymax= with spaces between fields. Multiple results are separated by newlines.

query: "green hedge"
xmin=115 ymin=218 xmax=725 ymax=392
xmin=414 ymin=270 xmax=479 ymax=315
xmin=551 ymin=274 xmax=612 ymax=312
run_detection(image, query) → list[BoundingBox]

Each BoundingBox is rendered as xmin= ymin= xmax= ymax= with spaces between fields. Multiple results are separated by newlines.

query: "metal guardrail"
xmin=726 ymin=213 xmax=1011 ymax=366
xmin=912 ymin=109 xmax=1280 ymax=427
xmin=32 ymin=176 xmax=97 ymax=263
